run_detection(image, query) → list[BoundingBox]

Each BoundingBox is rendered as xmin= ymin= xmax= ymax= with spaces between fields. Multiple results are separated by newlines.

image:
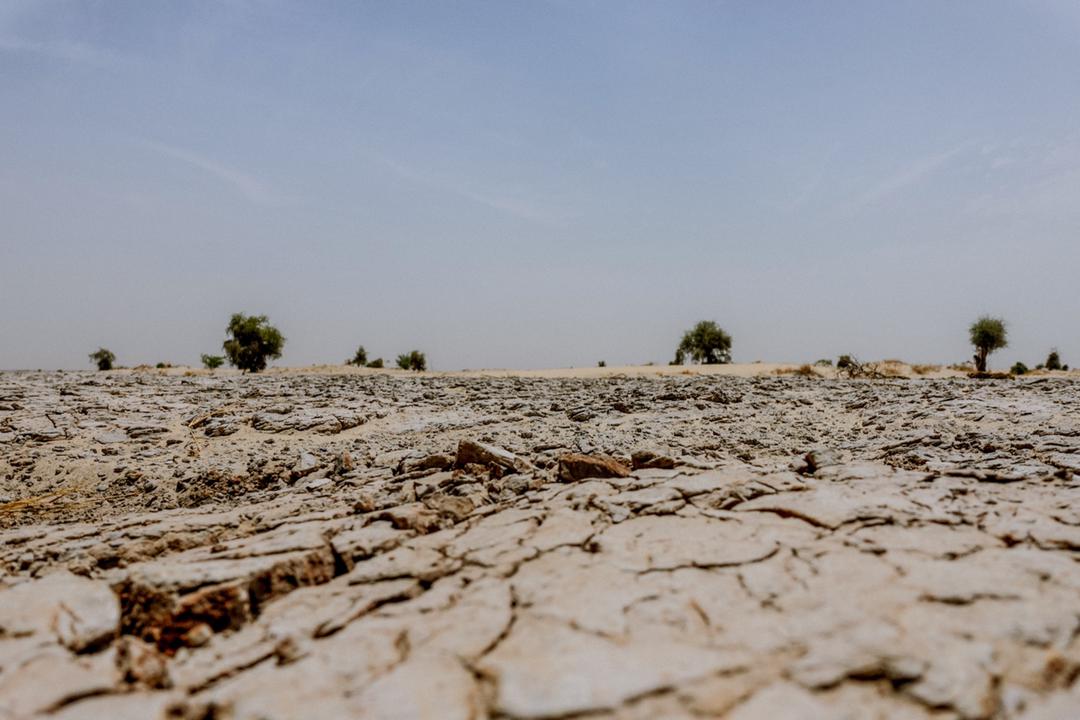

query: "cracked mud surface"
xmin=2 ymin=369 xmax=1080 ymax=718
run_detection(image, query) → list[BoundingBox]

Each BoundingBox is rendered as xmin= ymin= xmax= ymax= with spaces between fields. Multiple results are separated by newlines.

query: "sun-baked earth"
xmin=1 ymin=369 xmax=1079 ymax=719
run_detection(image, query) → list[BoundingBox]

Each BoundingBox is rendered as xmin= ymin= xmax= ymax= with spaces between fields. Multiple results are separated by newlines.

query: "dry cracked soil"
xmin=1 ymin=369 xmax=1080 ymax=719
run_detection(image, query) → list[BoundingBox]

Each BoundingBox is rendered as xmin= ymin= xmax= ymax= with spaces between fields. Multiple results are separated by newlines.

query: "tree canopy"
xmin=969 ymin=316 xmax=1007 ymax=372
xmin=222 ymin=313 xmax=284 ymax=373
xmin=396 ymin=350 xmax=427 ymax=371
xmin=674 ymin=321 xmax=732 ymax=365
xmin=88 ymin=348 xmax=115 ymax=371
xmin=348 ymin=346 xmax=368 ymax=366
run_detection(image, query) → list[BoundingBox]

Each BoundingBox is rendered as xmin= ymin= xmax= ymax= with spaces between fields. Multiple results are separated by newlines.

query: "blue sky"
xmin=2 ymin=0 xmax=1079 ymax=370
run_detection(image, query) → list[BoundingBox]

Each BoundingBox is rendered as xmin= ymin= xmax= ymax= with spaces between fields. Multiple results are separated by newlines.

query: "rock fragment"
xmin=558 ymin=453 xmax=630 ymax=482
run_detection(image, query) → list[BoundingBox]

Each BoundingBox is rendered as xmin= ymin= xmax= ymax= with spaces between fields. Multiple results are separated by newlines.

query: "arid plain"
xmin=2 ymin=364 xmax=1079 ymax=719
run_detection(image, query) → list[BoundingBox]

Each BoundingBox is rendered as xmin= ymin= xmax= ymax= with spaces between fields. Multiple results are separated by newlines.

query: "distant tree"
xmin=396 ymin=350 xmax=427 ymax=371
xmin=836 ymin=355 xmax=855 ymax=369
xmin=222 ymin=313 xmax=284 ymax=373
xmin=366 ymin=358 xmax=384 ymax=369
xmin=1011 ymin=362 xmax=1029 ymax=376
xmin=201 ymin=354 xmax=225 ymax=370
xmin=89 ymin=348 xmax=115 ymax=371
xmin=969 ymin=316 xmax=1007 ymax=372
xmin=597 ymin=360 xmax=606 ymax=368
xmin=347 ymin=346 xmax=368 ymax=366
xmin=674 ymin=321 xmax=732 ymax=365
xmin=1045 ymin=349 xmax=1063 ymax=371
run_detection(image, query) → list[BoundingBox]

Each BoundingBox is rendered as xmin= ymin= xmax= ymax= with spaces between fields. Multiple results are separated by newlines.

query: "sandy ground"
xmin=107 ymin=360 xmax=1074 ymax=380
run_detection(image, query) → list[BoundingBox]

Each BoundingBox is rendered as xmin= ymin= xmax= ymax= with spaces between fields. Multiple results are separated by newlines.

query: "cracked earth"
xmin=2 ymin=369 xmax=1080 ymax=719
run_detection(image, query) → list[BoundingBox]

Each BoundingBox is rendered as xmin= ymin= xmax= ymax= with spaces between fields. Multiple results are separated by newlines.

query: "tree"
xmin=222 ymin=313 xmax=285 ymax=373
xmin=89 ymin=348 xmax=115 ymax=371
xmin=1045 ymin=349 xmax=1063 ymax=371
xmin=396 ymin=350 xmax=427 ymax=371
xmin=969 ymin=316 xmax=1007 ymax=372
xmin=201 ymin=354 xmax=225 ymax=369
xmin=366 ymin=358 xmax=384 ymax=369
xmin=1011 ymin=362 xmax=1028 ymax=376
xmin=673 ymin=321 xmax=732 ymax=365
xmin=347 ymin=346 xmax=368 ymax=366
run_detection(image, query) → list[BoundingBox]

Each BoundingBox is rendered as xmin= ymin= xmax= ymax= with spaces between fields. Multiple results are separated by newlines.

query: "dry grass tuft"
xmin=0 ymin=488 xmax=78 ymax=521
xmin=911 ymin=364 xmax=941 ymax=376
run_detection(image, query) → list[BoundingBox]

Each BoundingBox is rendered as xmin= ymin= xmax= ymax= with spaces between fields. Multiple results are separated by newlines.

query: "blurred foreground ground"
xmin=1 ymin=369 xmax=1079 ymax=718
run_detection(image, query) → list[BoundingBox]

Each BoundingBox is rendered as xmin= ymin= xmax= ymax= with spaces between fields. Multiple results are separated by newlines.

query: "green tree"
xmin=366 ymin=358 xmax=384 ymax=369
xmin=673 ymin=321 xmax=732 ymax=365
xmin=201 ymin=354 xmax=225 ymax=369
xmin=347 ymin=345 xmax=368 ymax=366
xmin=396 ymin=350 xmax=427 ymax=371
xmin=222 ymin=313 xmax=285 ymax=373
xmin=1011 ymin=362 xmax=1028 ymax=376
xmin=88 ymin=348 xmax=115 ymax=371
xmin=969 ymin=316 xmax=1007 ymax=372
xmin=1045 ymin=349 xmax=1062 ymax=371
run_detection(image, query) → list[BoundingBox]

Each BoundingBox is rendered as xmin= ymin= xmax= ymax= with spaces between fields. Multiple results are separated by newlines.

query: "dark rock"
xmin=558 ymin=453 xmax=631 ymax=482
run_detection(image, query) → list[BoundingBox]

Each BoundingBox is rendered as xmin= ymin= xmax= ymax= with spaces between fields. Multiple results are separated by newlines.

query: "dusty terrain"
xmin=1 ymin=368 xmax=1079 ymax=719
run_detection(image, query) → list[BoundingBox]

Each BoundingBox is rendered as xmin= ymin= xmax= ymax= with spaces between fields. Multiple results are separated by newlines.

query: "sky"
xmin=2 ymin=0 xmax=1080 ymax=371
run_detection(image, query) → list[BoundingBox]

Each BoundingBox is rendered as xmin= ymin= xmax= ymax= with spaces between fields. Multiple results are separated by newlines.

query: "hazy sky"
xmin=3 ymin=1 xmax=1080 ymax=370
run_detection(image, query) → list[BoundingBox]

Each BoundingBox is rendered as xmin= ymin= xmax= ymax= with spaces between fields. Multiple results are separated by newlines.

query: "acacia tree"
xmin=673 ymin=321 xmax=732 ymax=365
xmin=222 ymin=313 xmax=284 ymax=373
xmin=969 ymin=316 xmax=1007 ymax=372
xmin=396 ymin=350 xmax=427 ymax=371
xmin=89 ymin=348 xmax=115 ymax=371
xmin=347 ymin=346 xmax=368 ymax=366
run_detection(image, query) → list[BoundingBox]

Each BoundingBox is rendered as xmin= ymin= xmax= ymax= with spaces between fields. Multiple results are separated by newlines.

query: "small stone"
xmin=803 ymin=448 xmax=841 ymax=474
xmin=116 ymin=636 xmax=171 ymax=688
xmin=405 ymin=453 xmax=454 ymax=472
xmin=293 ymin=451 xmax=320 ymax=478
xmin=558 ymin=453 xmax=630 ymax=482
xmin=455 ymin=440 xmax=521 ymax=473
xmin=183 ymin=622 xmax=213 ymax=647
xmin=305 ymin=477 xmax=332 ymax=491
xmin=567 ymin=406 xmax=597 ymax=422
xmin=424 ymin=493 xmax=475 ymax=522
xmin=631 ymin=449 xmax=676 ymax=470
xmin=334 ymin=451 xmax=354 ymax=474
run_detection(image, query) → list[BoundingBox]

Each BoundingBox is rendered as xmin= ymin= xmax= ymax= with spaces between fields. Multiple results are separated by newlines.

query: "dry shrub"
xmin=775 ymin=364 xmax=820 ymax=378
xmin=836 ymin=357 xmax=906 ymax=380
xmin=968 ymin=371 xmax=1012 ymax=380
xmin=911 ymin=364 xmax=940 ymax=376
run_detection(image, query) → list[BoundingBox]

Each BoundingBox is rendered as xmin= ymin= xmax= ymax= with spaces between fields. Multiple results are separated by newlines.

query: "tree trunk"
xmin=974 ymin=349 xmax=988 ymax=373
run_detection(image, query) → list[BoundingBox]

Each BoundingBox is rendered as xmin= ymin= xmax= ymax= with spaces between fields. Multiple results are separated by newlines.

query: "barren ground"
xmin=1 ymin=368 xmax=1079 ymax=719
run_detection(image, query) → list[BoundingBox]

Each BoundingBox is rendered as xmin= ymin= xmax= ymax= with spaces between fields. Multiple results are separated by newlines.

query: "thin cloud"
xmin=0 ymin=35 xmax=121 ymax=67
xmin=138 ymin=140 xmax=275 ymax=205
xmin=859 ymin=142 xmax=972 ymax=206
xmin=0 ymin=1 xmax=123 ymax=68
xmin=371 ymin=153 xmax=562 ymax=225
